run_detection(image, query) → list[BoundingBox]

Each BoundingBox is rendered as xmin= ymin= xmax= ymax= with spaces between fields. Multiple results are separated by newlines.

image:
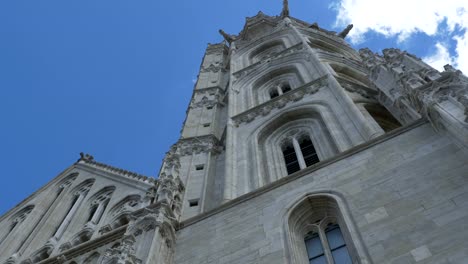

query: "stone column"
xmin=91 ymin=202 xmax=105 ymax=224
xmin=53 ymin=193 xmax=85 ymax=240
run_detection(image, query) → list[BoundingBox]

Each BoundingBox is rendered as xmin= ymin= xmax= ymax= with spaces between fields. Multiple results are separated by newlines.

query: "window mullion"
xmin=292 ymin=138 xmax=307 ymax=169
xmin=318 ymin=228 xmax=335 ymax=264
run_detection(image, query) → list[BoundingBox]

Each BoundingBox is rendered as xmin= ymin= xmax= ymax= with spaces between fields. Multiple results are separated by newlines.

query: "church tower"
xmin=2 ymin=1 xmax=468 ymax=264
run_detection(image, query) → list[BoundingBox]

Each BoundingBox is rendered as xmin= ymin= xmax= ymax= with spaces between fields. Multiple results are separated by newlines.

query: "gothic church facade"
xmin=2 ymin=2 xmax=468 ymax=263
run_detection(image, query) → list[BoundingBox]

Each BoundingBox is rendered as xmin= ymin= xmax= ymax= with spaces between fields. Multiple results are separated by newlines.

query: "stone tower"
xmin=2 ymin=2 xmax=468 ymax=263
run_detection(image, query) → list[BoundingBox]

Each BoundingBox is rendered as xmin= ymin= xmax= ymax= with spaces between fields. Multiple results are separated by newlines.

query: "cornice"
xmin=231 ymin=76 xmax=329 ymax=126
xmin=76 ymin=154 xmax=156 ymax=185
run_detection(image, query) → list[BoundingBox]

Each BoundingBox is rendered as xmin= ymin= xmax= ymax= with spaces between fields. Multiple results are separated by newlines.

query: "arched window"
xmin=282 ymin=143 xmax=300 ymax=175
xmin=286 ymin=195 xmax=370 ymax=264
xmin=305 ymin=222 xmax=352 ymax=264
xmin=269 ymin=88 xmax=280 ymax=99
xmin=281 ymin=83 xmax=292 ymax=93
xmin=298 ymin=136 xmax=319 ymax=167
xmin=281 ymin=135 xmax=320 ymax=175
xmin=86 ymin=187 xmax=115 ymax=226
xmin=53 ymin=179 xmax=94 ymax=240
xmin=268 ymin=82 xmax=293 ymax=100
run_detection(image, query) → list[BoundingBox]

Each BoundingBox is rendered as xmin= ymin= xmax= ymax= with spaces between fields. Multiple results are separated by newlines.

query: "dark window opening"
xmin=270 ymin=89 xmax=279 ymax=99
xmin=282 ymin=84 xmax=292 ymax=93
xmin=365 ymin=104 xmax=402 ymax=133
xmin=88 ymin=205 xmax=98 ymax=222
xmin=299 ymin=138 xmax=320 ymax=167
xmin=283 ymin=145 xmax=300 ymax=175
xmin=189 ymin=199 xmax=199 ymax=207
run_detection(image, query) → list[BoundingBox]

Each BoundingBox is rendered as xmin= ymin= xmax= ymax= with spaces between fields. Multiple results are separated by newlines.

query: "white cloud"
xmin=333 ymin=0 xmax=468 ymax=73
xmin=423 ymin=43 xmax=455 ymax=71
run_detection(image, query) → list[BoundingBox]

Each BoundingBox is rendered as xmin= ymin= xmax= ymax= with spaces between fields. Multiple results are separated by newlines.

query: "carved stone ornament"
xmin=56 ymin=255 xmax=67 ymax=264
xmin=200 ymin=63 xmax=226 ymax=73
xmin=102 ymin=235 xmax=142 ymax=264
xmin=232 ymin=76 xmax=328 ymax=126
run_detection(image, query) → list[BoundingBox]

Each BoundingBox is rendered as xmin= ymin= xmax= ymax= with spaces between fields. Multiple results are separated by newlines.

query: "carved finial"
xmin=78 ymin=152 xmax=94 ymax=162
xmin=338 ymin=24 xmax=354 ymax=38
xmin=281 ymin=0 xmax=289 ymax=17
xmin=219 ymin=29 xmax=235 ymax=44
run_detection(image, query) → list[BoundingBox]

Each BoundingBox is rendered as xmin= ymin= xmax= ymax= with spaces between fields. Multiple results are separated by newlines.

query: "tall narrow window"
xmin=282 ymin=135 xmax=320 ymax=175
xmin=88 ymin=205 xmax=98 ymax=222
xmin=326 ymin=224 xmax=352 ymax=263
xmin=282 ymin=144 xmax=300 ymax=175
xmin=270 ymin=88 xmax=279 ymax=99
xmin=305 ymin=233 xmax=326 ymax=264
xmin=304 ymin=223 xmax=352 ymax=264
xmin=299 ymin=137 xmax=320 ymax=167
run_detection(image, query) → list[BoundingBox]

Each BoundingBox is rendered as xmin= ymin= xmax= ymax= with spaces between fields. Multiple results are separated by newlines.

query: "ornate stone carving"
xmin=232 ymin=76 xmax=328 ymax=126
xmin=200 ymin=63 xmax=226 ymax=73
xmin=102 ymin=235 xmax=141 ymax=264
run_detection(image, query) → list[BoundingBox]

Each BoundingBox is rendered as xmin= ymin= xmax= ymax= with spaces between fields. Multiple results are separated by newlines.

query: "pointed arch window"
xmin=282 ymin=134 xmax=320 ymax=175
xmin=269 ymin=88 xmax=280 ymax=99
xmin=268 ymin=82 xmax=293 ymax=100
xmin=281 ymin=83 xmax=292 ymax=93
xmin=287 ymin=195 xmax=370 ymax=264
xmin=86 ymin=187 xmax=115 ymax=226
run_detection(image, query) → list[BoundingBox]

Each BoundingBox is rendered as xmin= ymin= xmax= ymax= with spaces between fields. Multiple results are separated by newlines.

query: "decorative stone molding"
xmin=77 ymin=153 xmax=156 ymax=184
xmin=102 ymin=235 xmax=141 ymax=264
xmin=232 ymin=76 xmax=328 ymax=126
xmin=189 ymin=95 xmax=223 ymax=109
xmin=200 ymin=63 xmax=226 ymax=74
xmin=232 ymin=43 xmax=305 ymax=83
xmin=175 ymin=135 xmax=223 ymax=156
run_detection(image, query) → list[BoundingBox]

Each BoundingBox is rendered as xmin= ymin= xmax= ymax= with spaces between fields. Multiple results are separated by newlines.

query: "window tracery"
xmin=52 ymin=180 xmax=94 ymax=241
xmin=0 ymin=205 xmax=35 ymax=246
xmin=86 ymin=187 xmax=115 ymax=226
xmin=280 ymin=131 xmax=320 ymax=175
xmin=286 ymin=194 xmax=370 ymax=264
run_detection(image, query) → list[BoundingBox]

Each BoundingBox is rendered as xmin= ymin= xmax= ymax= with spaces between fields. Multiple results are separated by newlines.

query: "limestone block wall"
xmin=175 ymin=123 xmax=468 ymax=264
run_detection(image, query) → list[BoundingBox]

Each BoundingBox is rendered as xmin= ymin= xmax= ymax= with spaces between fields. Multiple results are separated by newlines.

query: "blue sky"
xmin=1 ymin=0 xmax=466 ymax=215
